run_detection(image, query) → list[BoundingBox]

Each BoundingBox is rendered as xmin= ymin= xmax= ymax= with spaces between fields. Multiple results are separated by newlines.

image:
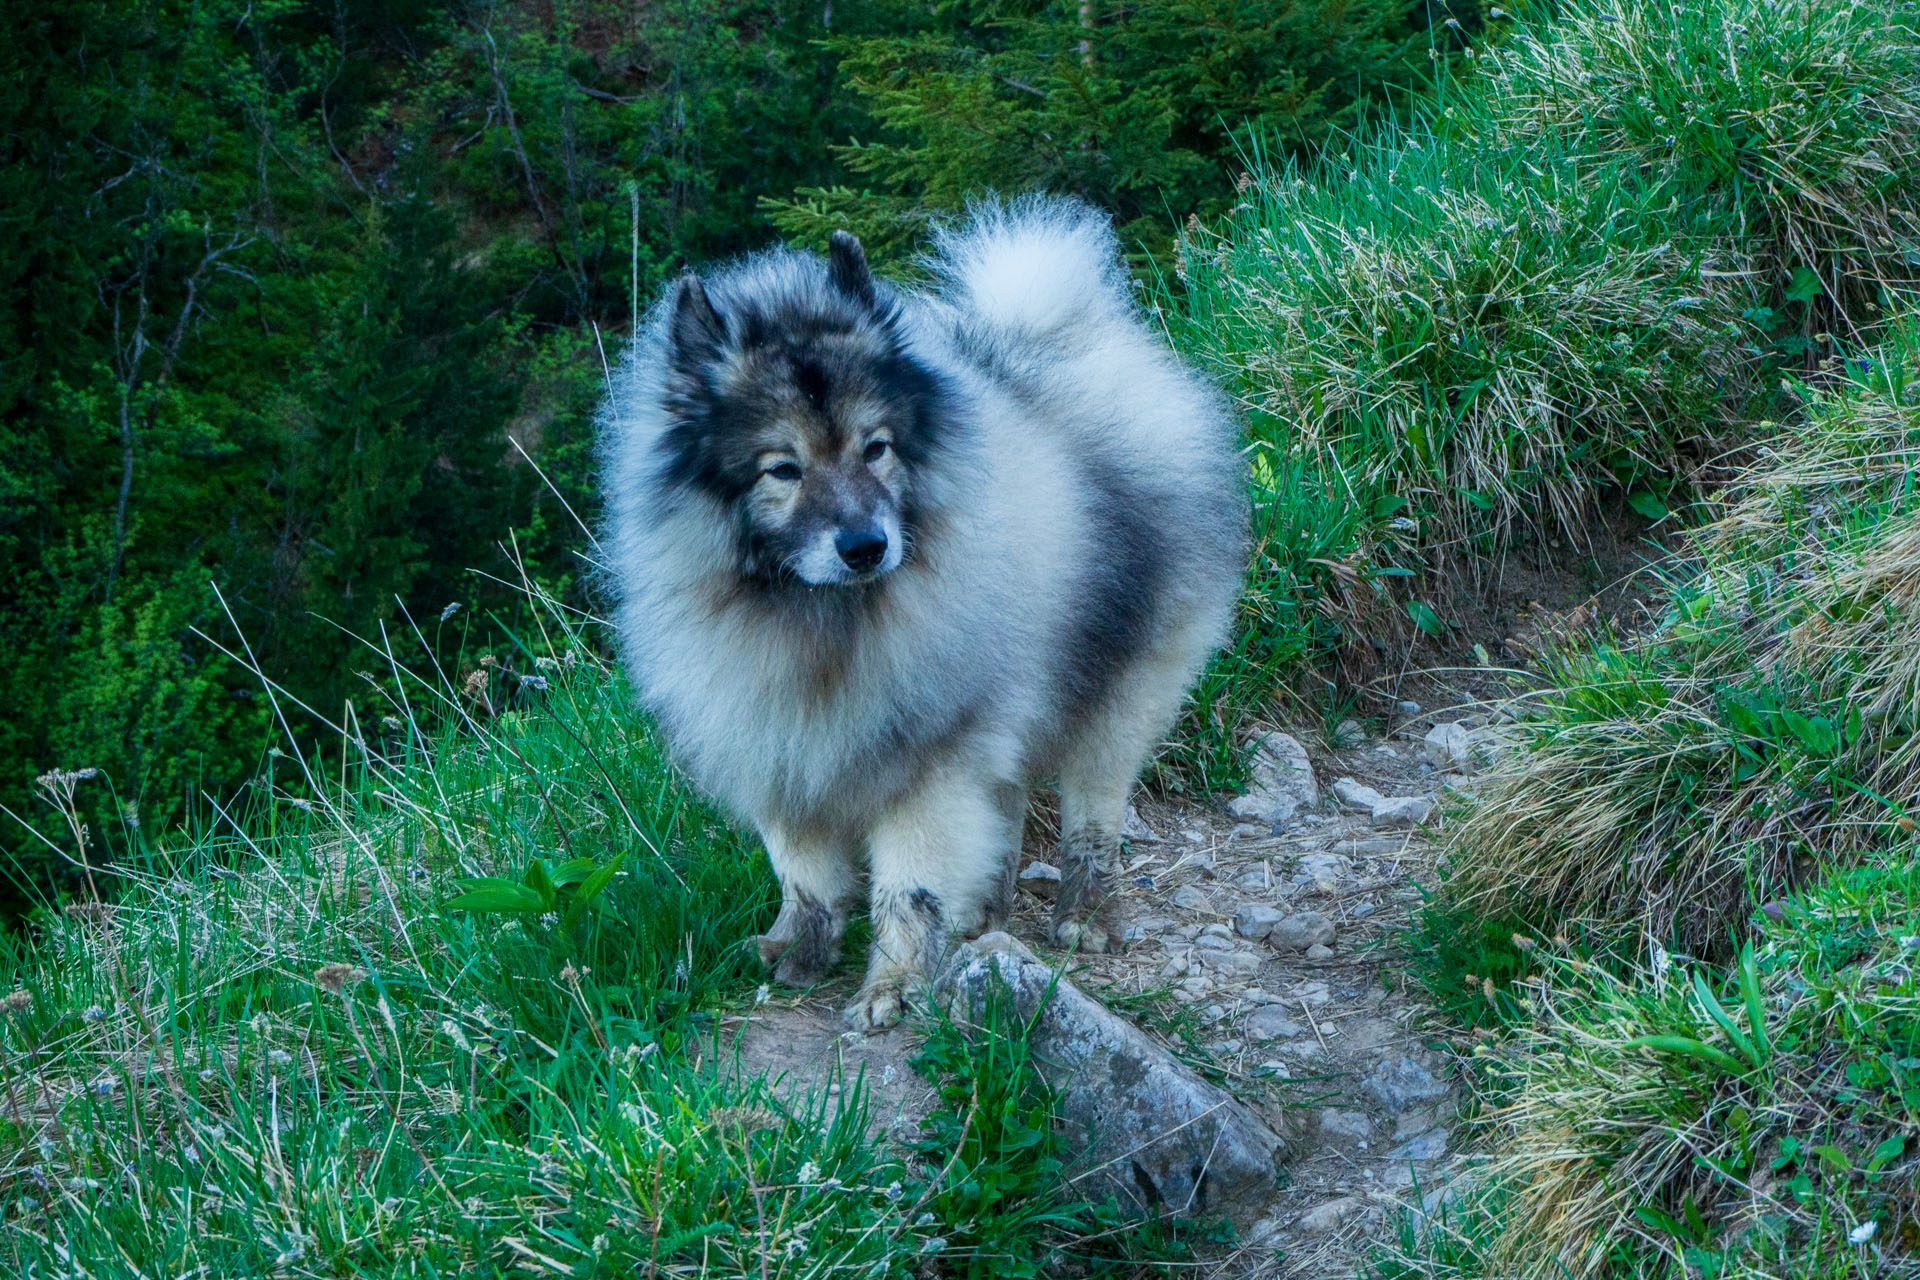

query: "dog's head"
xmin=656 ymin=232 xmax=945 ymax=589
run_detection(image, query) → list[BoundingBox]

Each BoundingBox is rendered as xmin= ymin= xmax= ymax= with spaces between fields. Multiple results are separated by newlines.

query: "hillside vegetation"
xmin=9 ymin=0 xmax=1920 ymax=1276
xmin=1170 ymin=0 xmax=1920 ymax=781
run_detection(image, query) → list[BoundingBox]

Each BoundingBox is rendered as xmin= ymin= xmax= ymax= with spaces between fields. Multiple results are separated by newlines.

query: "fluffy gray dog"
xmin=600 ymin=198 xmax=1245 ymax=1030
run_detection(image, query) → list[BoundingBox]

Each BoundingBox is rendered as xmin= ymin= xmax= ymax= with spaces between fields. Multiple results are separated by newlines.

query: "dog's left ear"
xmin=827 ymin=231 xmax=875 ymax=309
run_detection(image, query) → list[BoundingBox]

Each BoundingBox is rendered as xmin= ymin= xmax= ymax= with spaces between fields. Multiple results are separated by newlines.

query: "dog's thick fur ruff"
xmin=600 ymin=198 xmax=1247 ymax=1029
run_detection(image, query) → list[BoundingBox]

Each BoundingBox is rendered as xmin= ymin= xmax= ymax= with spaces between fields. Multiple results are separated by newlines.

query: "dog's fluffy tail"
xmin=925 ymin=196 xmax=1138 ymax=352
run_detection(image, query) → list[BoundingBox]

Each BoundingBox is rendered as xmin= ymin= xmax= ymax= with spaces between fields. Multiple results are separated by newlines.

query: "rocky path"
xmin=725 ymin=709 xmax=1508 ymax=1277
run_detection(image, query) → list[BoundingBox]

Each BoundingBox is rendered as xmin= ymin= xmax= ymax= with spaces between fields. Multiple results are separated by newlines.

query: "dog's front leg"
xmin=754 ymin=827 xmax=857 ymax=987
xmin=847 ymin=773 xmax=1019 ymax=1032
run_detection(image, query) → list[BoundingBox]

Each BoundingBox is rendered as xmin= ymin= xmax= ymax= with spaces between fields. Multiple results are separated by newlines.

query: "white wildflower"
xmin=1850 ymin=1221 xmax=1877 ymax=1245
xmin=796 ymin=1160 xmax=822 ymax=1184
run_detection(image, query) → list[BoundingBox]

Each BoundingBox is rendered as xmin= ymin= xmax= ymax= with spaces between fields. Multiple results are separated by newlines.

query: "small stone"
xmin=1233 ymin=904 xmax=1284 ymax=940
xmin=1122 ymin=804 xmax=1161 ymax=843
xmin=1318 ymin=1109 xmax=1373 ymax=1141
xmin=1160 ymin=953 xmax=1190 ymax=979
xmin=1423 ymin=722 xmax=1473 ymax=769
xmin=1370 ymin=795 xmax=1433 ymax=828
xmin=1229 ymin=823 xmax=1269 ymax=841
xmin=1305 ymin=943 xmax=1335 ymax=960
xmin=1170 ymin=886 xmax=1212 ymax=911
xmin=1185 ymin=849 xmax=1217 ymax=877
xmin=1244 ymin=1007 xmax=1305 ymax=1041
xmin=1374 ymin=744 xmax=1399 ymax=757
xmin=1228 ymin=732 xmax=1319 ymax=826
xmin=1201 ymin=1004 xmax=1228 ymax=1022
xmin=1201 ymin=922 xmax=1232 ymax=937
xmin=1018 ymin=861 xmax=1061 ymax=899
xmin=1297 ymin=1196 xmax=1362 ymax=1235
xmin=1387 ymin=1129 xmax=1448 ymax=1162
xmin=1133 ymin=915 xmax=1177 ymax=935
xmin=1332 ymin=776 xmax=1384 ymax=812
xmin=1197 ymin=948 xmax=1262 ymax=978
xmin=1268 ymin=912 xmax=1336 ymax=952
xmin=1395 ymin=700 xmax=1422 ymax=717
xmin=1193 ymin=932 xmax=1236 ymax=951
xmin=1298 ymin=852 xmax=1352 ymax=890
xmin=1350 ymin=901 xmax=1377 ymax=919
xmin=1331 ymin=718 xmax=1368 ymax=750
xmin=1291 ymin=979 xmax=1331 ymax=1007
xmin=1362 ymin=1056 xmax=1448 ymax=1115
xmin=1333 ymin=837 xmax=1404 ymax=857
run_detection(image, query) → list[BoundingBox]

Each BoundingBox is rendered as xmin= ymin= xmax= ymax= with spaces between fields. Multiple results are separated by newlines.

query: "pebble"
xmin=1018 ymin=861 xmax=1061 ymax=899
xmin=1268 ymin=912 xmax=1336 ymax=951
xmin=1291 ymin=979 xmax=1332 ymax=1008
xmin=1233 ymin=904 xmax=1284 ymax=940
xmin=1193 ymin=932 xmax=1235 ymax=951
xmin=1170 ymin=886 xmax=1212 ymax=911
xmin=1241 ymin=1007 xmax=1301 ymax=1042
xmin=1362 ymin=1056 xmax=1449 ymax=1115
xmin=1396 ymin=700 xmax=1422 ymax=717
xmin=1387 ymin=1129 xmax=1449 ymax=1162
xmin=1305 ymin=942 xmax=1335 ymax=960
xmin=1319 ymin=1109 xmax=1374 ymax=1141
xmin=1197 ymin=948 xmax=1262 ymax=978
xmin=1332 ymin=718 xmax=1368 ymax=749
xmin=1297 ymin=1196 xmax=1363 ymax=1235
xmin=1350 ymin=901 xmax=1377 ymax=919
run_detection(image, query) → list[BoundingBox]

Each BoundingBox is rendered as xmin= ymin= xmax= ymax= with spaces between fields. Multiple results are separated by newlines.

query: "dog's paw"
xmin=752 ymin=932 xmax=791 ymax=970
xmin=774 ymin=946 xmax=834 ymax=988
xmin=1051 ymin=917 xmax=1115 ymax=954
xmin=843 ymin=982 xmax=908 ymax=1033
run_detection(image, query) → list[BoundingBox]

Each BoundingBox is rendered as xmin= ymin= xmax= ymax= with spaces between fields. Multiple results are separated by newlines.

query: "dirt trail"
xmin=723 ymin=713 xmax=1487 ymax=1277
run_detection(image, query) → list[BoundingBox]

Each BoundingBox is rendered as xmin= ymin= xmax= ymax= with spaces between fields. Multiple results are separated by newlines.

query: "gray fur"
xmin=599 ymin=197 xmax=1247 ymax=1030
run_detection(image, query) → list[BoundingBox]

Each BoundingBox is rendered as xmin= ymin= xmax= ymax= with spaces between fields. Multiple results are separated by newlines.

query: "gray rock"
xmin=1371 ymin=795 xmax=1433 ymax=828
xmin=937 ymin=934 xmax=1286 ymax=1226
xmin=1362 ymin=1056 xmax=1449 ymax=1115
xmin=1333 ymin=837 xmax=1404 ymax=857
xmin=1333 ymin=776 xmax=1432 ymax=829
xmin=1199 ymin=948 xmax=1263 ymax=978
xmin=1423 ymin=721 xmax=1473 ymax=769
xmin=1331 ymin=776 xmax=1384 ymax=813
xmin=1018 ymin=861 xmax=1061 ymax=899
xmin=1297 ymin=852 xmax=1352 ymax=891
xmin=1228 ymin=732 xmax=1319 ymax=826
xmin=1233 ymin=904 xmax=1284 ymax=940
xmin=1244 ymin=1006 xmax=1305 ymax=1041
xmin=1318 ymin=1108 xmax=1373 ymax=1141
xmin=1297 ymin=1195 xmax=1362 ymax=1235
xmin=1169 ymin=885 xmax=1212 ymax=911
xmin=1133 ymin=915 xmax=1177 ymax=936
xmin=1395 ymin=700 xmax=1422 ymax=717
xmin=1122 ymin=804 xmax=1162 ymax=843
xmin=1192 ymin=932 xmax=1236 ymax=951
xmin=1331 ymin=718 xmax=1368 ymax=750
xmin=1304 ymin=943 xmax=1335 ymax=960
xmin=1291 ymin=979 xmax=1332 ymax=1007
xmin=1267 ymin=912 xmax=1336 ymax=952
xmin=1387 ymin=1129 xmax=1449 ymax=1162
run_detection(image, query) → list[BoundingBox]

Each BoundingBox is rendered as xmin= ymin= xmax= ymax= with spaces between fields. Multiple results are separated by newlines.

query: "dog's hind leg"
xmin=754 ymin=827 xmax=857 ymax=988
xmin=1053 ymin=654 xmax=1197 ymax=954
xmin=846 ymin=770 xmax=1021 ymax=1032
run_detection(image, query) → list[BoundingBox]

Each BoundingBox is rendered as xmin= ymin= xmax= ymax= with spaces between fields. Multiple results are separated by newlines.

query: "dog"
xmin=599 ymin=197 xmax=1246 ymax=1030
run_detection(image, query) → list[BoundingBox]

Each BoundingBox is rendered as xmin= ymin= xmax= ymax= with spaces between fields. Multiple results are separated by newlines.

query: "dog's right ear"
xmin=668 ymin=273 xmax=725 ymax=372
xmin=827 ymin=231 xmax=876 ymax=309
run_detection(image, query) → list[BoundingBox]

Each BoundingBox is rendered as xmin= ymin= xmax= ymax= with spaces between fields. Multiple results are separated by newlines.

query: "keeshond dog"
xmin=600 ymin=198 xmax=1246 ymax=1030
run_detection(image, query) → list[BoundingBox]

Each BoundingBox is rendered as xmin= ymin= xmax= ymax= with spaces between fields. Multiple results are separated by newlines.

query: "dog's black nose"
xmin=836 ymin=527 xmax=888 ymax=574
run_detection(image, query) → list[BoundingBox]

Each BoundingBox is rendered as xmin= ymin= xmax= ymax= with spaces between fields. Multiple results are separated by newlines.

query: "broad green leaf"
xmin=447 ymin=879 xmax=549 ymax=914
xmin=1627 ymin=491 xmax=1668 ymax=521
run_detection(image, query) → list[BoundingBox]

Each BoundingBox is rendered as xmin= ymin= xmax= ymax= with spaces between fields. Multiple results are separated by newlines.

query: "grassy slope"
xmin=1166 ymin=0 xmax=1920 ymax=786
xmin=0 ymin=606 xmax=1197 ymax=1276
xmin=1290 ymin=3 xmax=1920 ymax=1276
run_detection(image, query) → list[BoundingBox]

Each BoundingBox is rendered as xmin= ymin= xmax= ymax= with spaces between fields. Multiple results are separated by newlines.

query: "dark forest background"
xmin=0 ymin=0 xmax=1467 ymax=908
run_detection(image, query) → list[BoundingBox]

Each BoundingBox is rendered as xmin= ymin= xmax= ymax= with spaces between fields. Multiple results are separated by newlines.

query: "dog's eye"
xmin=863 ymin=439 xmax=891 ymax=464
xmin=764 ymin=461 xmax=802 ymax=483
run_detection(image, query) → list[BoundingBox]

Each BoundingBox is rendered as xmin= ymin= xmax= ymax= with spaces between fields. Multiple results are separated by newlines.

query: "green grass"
xmin=1161 ymin=0 xmax=1920 ymax=783
xmin=0 ymin=596 xmax=1200 ymax=1276
xmin=1375 ymin=852 xmax=1920 ymax=1279
xmin=1442 ymin=323 xmax=1920 ymax=954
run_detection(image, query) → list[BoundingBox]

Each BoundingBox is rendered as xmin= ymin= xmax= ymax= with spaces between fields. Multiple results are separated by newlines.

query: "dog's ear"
xmin=827 ymin=231 xmax=875 ymax=309
xmin=668 ymin=273 xmax=725 ymax=371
